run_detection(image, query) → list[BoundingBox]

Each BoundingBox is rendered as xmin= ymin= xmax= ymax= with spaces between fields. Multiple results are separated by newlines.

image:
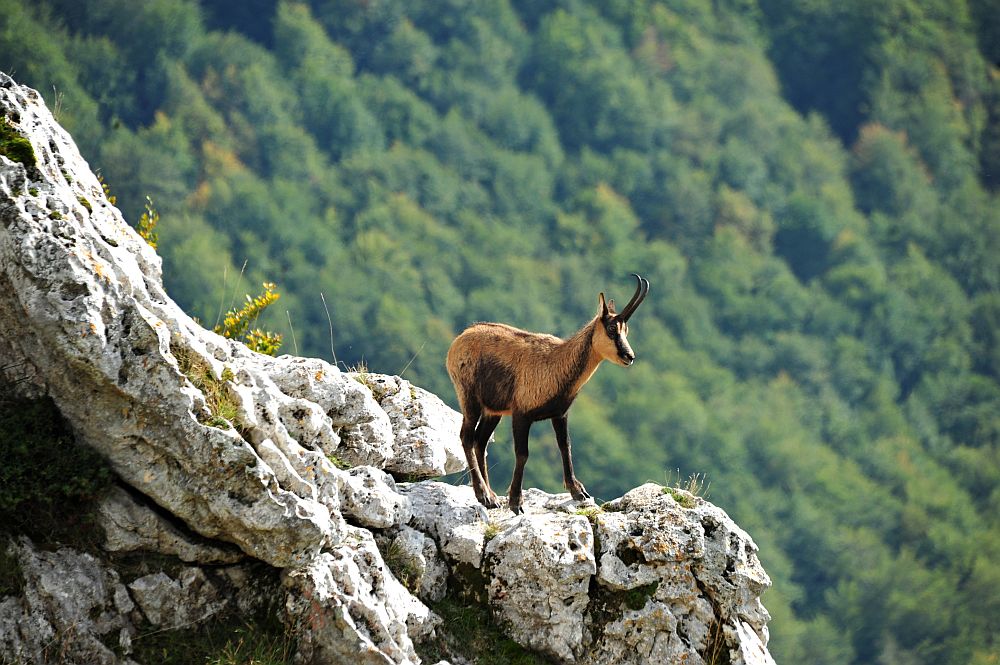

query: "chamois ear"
xmin=598 ymin=292 xmax=611 ymax=319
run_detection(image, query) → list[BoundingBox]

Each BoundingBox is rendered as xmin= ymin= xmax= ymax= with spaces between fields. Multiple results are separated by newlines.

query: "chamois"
xmin=447 ymin=274 xmax=650 ymax=514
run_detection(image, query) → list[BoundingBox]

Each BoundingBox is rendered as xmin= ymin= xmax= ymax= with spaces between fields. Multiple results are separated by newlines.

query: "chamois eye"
xmin=606 ymin=323 xmax=617 ymax=335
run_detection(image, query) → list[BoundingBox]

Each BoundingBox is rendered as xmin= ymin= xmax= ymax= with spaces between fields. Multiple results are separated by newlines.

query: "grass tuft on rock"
xmin=171 ymin=341 xmax=246 ymax=433
xmin=129 ymin=602 xmax=294 ymax=665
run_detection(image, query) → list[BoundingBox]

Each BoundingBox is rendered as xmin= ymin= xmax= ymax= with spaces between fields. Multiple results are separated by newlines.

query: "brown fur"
xmin=447 ymin=319 xmax=602 ymax=416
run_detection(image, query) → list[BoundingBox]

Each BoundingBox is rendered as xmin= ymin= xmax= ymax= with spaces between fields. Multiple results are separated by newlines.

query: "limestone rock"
xmin=355 ymin=373 xmax=467 ymax=478
xmin=689 ymin=501 xmax=773 ymax=634
xmin=400 ymin=482 xmax=489 ymax=568
xmin=0 ymin=72 xmax=465 ymax=664
xmin=262 ymin=355 xmax=395 ymax=468
xmin=403 ymin=484 xmax=775 ymax=665
xmin=377 ymin=525 xmax=449 ymax=603
xmin=583 ymin=483 xmax=773 ymax=665
xmin=0 ymin=72 xmax=339 ymax=568
xmin=734 ymin=619 xmax=779 ymax=665
xmin=128 ymin=568 xmax=227 ymax=629
xmin=593 ymin=492 xmax=704 ymax=594
xmin=97 ymin=485 xmax=244 ymax=564
xmin=340 ymin=466 xmax=413 ymax=529
xmin=0 ymin=538 xmax=135 ymax=665
xmin=0 ymin=537 xmax=285 ymax=665
xmin=282 ymin=526 xmax=436 ymax=665
xmin=485 ymin=510 xmax=596 ymax=663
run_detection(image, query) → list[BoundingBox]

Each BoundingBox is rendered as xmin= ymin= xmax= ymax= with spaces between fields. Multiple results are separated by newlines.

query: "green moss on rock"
xmin=0 ymin=117 xmax=36 ymax=169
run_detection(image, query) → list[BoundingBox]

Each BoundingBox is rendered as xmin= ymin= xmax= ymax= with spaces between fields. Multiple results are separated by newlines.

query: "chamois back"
xmin=446 ymin=321 xmax=597 ymax=417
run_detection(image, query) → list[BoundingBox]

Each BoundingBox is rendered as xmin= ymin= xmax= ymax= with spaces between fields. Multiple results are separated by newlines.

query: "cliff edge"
xmin=0 ymin=73 xmax=774 ymax=665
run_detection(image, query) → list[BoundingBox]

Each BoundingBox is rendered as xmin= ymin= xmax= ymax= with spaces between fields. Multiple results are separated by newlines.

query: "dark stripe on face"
xmin=615 ymin=334 xmax=631 ymax=359
xmin=606 ymin=319 xmax=633 ymax=362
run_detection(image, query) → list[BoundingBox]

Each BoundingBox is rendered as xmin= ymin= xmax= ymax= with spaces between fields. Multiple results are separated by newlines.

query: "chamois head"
xmin=594 ymin=273 xmax=649 ymax=367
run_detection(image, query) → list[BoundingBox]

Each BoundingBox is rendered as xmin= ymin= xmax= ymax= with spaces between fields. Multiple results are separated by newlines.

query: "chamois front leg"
xmin=508 ymin=414 xmax=532 ymax=515
xmin=461 ymin=410 xmax=500 ymax=509
xmin=553 ymin=415 xmax=590 ymax=502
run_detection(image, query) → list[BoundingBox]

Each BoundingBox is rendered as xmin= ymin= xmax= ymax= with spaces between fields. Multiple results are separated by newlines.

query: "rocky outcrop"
xmin=396 ymin=484 xmax=774 ymax=665
xmin=0 ymin=72 xmax=775 ymax=665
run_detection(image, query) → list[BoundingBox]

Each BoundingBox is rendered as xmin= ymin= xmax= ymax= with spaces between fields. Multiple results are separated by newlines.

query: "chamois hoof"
xmin=478 ymin=493 xmax=501 ymax=510
xmin=508 ymin=492 xmax=524 ymax=515
xmin=569 ymin=483 xmax=591 ymax=502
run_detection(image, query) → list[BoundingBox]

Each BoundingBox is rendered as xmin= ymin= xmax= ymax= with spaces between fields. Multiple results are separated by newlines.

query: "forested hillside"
xmin=3 ymin=0 xmax=998 ymax=662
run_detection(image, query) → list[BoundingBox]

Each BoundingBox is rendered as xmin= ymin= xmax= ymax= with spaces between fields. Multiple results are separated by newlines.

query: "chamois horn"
xmin=616 ymin=273 xmax=649 ymax=322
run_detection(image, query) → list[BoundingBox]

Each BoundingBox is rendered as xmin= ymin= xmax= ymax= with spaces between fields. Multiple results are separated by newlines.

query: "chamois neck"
xmin=558 ymin=317 xmax=603 ymax=396
xmin=557 ymin=316 xmax=597 ymax=355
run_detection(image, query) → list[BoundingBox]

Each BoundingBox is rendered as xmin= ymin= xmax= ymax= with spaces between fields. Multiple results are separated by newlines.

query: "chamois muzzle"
xmin=616 ymin=334 xmax=636 ymax=366
xmin=616 ymin=273 xmax=649 ymax=323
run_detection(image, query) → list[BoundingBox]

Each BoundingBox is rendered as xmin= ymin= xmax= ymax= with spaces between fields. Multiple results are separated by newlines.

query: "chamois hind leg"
xmin=553 ymin=415 xmax=590 ymax=501
xmin=508 ymin=414 xmax=532 ymax=515
xmin=460 ymin=403 xmax=500 ymax=509
xmin=474 ymin=414 xmax=501 ymax=506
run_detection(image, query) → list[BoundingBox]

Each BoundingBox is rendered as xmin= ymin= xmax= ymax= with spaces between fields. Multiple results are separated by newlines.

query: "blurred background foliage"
xmin=2 ymin=0 xmax=998 ymax=662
